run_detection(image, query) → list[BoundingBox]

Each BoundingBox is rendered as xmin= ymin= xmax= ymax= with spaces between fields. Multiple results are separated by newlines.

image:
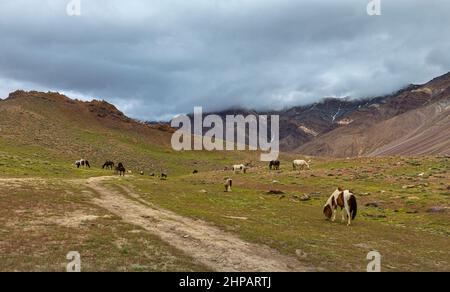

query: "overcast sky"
xmin=0 ymin=0 xmax=449 ymax=120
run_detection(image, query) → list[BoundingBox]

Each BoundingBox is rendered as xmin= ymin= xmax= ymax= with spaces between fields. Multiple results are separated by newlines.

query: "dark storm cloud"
xmin=0 ymin=0 xmax=449 ymax=120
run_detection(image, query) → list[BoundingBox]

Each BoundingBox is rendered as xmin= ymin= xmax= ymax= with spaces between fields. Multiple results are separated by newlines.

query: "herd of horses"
xmin=231 ymin=159 xmax=356 ymax=225
xmin=76 ymin=158 xmax=168 ymax=178
xmin=232 ymin=159 xmax=311 ymax=173
xmin=75 ymin=159 xmax=126 ymax=176
xmin=75 ymin=157 xmax=357 ymax=226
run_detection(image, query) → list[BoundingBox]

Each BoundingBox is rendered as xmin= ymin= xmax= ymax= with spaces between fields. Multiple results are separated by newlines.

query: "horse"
xmin=323 ymin=188 xmax=358 ymax=226
xmin=161 ymin=173 xmax=168 ymax=179
xmin=224 ymin=178 xmax=233 ymax=192
xmin=232 ymin=164 xmax=247 ymax=174
xmin=75 ymin=159 xmax=90 ymax=169
xmin=269 ymin=160 xmax=280 ymax=170
xmin=193 ymin=170 xmax=199 ymax=174
xmin=102 ymin=161 xmax=115 ymax=170
xmin=293 ymin=160 xmax=310 ymax=171
xmin=115 ymin=163 xmax=126 ymax=176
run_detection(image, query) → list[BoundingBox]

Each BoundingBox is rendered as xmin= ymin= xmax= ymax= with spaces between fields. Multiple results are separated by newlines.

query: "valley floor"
xmin=0 ymin=156 xmax=449 ymax=272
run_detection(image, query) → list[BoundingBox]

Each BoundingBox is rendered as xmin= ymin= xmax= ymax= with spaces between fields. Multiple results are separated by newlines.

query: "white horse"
xmin=293 ymin=160 xmax=310 ymax=170
xmin=323 ymin=188 xmax=358 ymax=226
xmin=232 ymin=164 xmax=247 ymax=174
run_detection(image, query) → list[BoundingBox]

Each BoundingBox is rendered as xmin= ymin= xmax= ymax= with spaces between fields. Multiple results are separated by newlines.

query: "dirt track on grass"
xmin=87 ymin=176 xmax=311 ymax=272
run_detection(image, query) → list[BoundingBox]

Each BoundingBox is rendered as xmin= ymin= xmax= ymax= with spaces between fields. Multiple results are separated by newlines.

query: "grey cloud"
xmin=0 ymin=0 xmax=449 ymax=120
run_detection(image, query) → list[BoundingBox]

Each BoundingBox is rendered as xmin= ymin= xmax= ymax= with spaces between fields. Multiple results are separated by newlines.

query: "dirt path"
xmin=86 ymin=176 xmax=311 ymax=272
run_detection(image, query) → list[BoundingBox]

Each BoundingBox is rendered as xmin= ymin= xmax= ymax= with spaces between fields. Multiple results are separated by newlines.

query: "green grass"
xmin=116 ymin=155 xmax=449 ymax=272
xmin=0 ymin=178 xmax=208 ymax=272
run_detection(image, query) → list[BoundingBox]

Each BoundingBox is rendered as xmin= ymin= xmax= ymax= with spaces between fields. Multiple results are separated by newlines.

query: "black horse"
xmin=102 ymin=161 xmax=115 ymax=170
xmin=269 ymin=160 xmax=280 ymax=170
xmin=115 ymin=163 xmax=126 ymax=176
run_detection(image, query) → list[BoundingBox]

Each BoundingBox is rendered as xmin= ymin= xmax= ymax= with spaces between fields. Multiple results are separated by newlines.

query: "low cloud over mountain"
xmin=1 ymin=0 xmax=450 ymax=120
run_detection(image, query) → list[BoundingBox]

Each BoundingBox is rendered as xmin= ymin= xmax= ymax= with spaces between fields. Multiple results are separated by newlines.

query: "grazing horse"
xmin=224 ymin=178 xmax=233 ymax=192
xmin=75 ymin=159 xmax=90 ymax=169
xmin=293 ymin=160 xmax=310 ymax=171
xmin=233 ymin=164 xmax=247 ymax=174
xmin=115 ymin=163 xmax=126 ymax=176
xmin=323 ymin=188 xmax=358 ymax=226
xmin=269 ymin=160 xmax=280 ymax=170
xmin=102 ymin=161 xmax=115 ymax=170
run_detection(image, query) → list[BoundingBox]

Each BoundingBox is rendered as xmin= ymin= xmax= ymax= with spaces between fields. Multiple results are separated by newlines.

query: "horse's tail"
xmin=349 ymin=195 xmax=357 ymax=220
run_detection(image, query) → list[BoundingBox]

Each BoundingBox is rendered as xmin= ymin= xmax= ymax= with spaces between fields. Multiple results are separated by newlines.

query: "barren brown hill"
xmin=0 ymin=90 xmax=181 ymax=172
xmin=369 ymin=99 xmax=450 ymax=156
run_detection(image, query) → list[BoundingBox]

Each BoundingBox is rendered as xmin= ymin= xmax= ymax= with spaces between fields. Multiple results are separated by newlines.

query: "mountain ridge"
xmin=2 ymin=72 xmax=449 ymax=158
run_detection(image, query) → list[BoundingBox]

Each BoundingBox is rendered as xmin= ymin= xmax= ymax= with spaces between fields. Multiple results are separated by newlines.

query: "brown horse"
xmin=102 ymin=161 xmax=115 ymax=170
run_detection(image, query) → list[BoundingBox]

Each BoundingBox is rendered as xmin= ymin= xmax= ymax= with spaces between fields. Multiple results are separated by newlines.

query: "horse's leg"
xmin=346 ymin=207 xmax=352 ymax=226
xmin=332 ymin=207 xmax=337 ymax=222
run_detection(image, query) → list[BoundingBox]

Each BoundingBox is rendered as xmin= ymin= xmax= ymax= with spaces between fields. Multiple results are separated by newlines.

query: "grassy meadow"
xmin=0 ymin=141 xmax=448 ymax=271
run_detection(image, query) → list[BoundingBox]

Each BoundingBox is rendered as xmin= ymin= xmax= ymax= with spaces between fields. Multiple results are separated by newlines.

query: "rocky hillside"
xmin=181 ymin=72 xmax=450 ymax=157
xmin=297 ymin=72 xmax=450 ymax=157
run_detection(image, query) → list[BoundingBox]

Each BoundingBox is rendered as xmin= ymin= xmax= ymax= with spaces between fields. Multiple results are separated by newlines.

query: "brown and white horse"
xmin=224 ymin=178 xmax=233 ymax=192
xmin=323 ymin=188 xmax=357 ymax=226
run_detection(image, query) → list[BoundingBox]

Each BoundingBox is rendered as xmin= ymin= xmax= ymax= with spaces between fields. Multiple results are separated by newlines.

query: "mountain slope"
xmin=295 ymin=73 xmax=450 ymax=157
xmin=0 ymin=90 xmax=252 ymax=176
xmin=187 ymin=97 xmax=386 ymax=151
xmin=183 ymin=71 xmax=449 ymax=157
xmin=369 ymin=99 xmax=450 ymax=156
